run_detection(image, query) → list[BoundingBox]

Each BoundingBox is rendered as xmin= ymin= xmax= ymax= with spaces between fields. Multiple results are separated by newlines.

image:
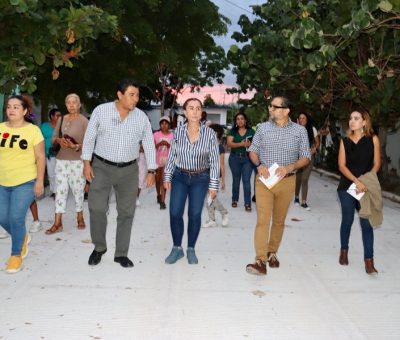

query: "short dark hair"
xmin=48 ymin=108 xmax=60 ymax=120
xmin=117 ymin=79 xmax=140 ymax=95
xmin=273 ymin=94 xmax=293 ymax=112
xmin=183 ymin=98 xmax=203 ymax=110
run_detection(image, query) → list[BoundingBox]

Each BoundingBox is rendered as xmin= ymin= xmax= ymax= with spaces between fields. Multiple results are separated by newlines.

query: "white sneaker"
xmin=0 ymin=230 xmax=9 ymax=239
xmin=136 ymin=199 xmax=141 ymax=207
xmin=221 ymin=214 xmax=229 ymax=227
xmin=203 ymin=220 xmax=217 ymax=228
xmin=29 ymin=220 xmax=42 ymax=233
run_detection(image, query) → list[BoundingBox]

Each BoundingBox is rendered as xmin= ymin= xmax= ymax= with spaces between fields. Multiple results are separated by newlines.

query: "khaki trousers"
xmin=254 ymin=174 xmax=295 ymax=261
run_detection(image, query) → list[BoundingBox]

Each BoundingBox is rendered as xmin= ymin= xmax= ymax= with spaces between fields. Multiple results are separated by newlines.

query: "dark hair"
xmin=273 ymin=94 xmax=294 ymax=112
xmin=232 ymin=112 xmax=251 ymax=132
xmin=7 ymin=95 xmax=34 ymax=122
xmin=117 ymin=79 xmax=140 ymax=95
xmin=183 ymin=98 xmax=203 ymax=110
xmin=297 ymin=112 xmax=315 ymax=147
xmin=209 ymin=123 xmax=224 ymax=140
xmin=48 ymin=108 xmax=61 ymax=120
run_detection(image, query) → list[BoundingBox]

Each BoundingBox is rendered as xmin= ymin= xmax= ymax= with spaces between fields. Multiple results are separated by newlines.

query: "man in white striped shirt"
xmin=82 ymin=79 xmax=157 ymax=268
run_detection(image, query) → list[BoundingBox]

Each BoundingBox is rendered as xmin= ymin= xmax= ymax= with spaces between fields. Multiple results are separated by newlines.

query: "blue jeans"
xmin=228 ymin=153 xmax=253 ymax=205
xmin=169 ymin=168 xmax=209 ymax=248
xmin=337 ymin=190 xmax=374 ymax=259
xmin=0 ymin=180 xmax=35 ymax=255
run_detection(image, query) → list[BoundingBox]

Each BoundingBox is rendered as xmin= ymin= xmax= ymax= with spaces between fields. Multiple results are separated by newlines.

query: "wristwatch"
xmin=147 ymin=170 xmax=156 ymax=174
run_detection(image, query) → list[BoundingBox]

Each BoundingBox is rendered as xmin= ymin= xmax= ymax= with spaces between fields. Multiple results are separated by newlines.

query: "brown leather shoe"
xmin=339 ymin=249 xmax=349 ymax=265
xmin=267 ymin=252 xmax=280 ymax=268
xmin=246 ymin=260 xmax=266 ymax=275
xmin=364 ymin=258 xmax=378 ymax=275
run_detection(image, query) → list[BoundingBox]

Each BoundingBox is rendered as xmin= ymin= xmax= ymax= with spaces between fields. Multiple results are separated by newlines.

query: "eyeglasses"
xmin=268 ymin=104 xmax=287 ymax=110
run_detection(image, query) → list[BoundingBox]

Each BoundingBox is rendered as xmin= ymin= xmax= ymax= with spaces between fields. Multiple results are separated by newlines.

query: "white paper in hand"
xmin=259 ymin=163 xmax=281 ymax=189
xmin=347 ymin=183 xmax=365 ymax=200
xmin=207 ymin=195 xmax=214 ymax=206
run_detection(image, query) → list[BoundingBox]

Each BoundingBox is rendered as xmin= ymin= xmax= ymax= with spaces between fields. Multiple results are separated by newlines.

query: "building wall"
xmin=387 ymin=127 xmax=400 ymax=173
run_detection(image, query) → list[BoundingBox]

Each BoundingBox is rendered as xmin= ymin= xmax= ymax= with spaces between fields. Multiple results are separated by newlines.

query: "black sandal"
xmin=232 ymin=201 xmax=237 ymax=208
xmin=245 ymin=205 xmax=252 ymax=212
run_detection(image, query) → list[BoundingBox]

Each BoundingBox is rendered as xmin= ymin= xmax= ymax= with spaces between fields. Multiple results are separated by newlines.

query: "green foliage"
xmin=0 ymin=1 xmax=118 ymax=94
xmin=228 ymin=0 xmax=400 ymax=131
xmin=25 ymin=0 xmax=229 ymax=116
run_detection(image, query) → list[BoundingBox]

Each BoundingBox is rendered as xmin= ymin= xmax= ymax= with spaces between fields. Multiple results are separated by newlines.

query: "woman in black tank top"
xmin=337 ymin=109 xmax=381 ymax=275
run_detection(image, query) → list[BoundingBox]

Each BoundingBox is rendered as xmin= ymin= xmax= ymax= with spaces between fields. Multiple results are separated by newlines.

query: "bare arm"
xmin=226 ymin=135 xmax=250 ymax=149
xmin=372 ymin=135 xmax=381 ymax=173
xmin=220 ymin=153 xmax=225 ymax=190
xmin=34 ymin=141 xmax=46 ymax=197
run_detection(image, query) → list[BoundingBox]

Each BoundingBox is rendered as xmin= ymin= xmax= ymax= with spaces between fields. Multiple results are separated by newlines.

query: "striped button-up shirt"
xmin=164 ymin=124 xmax=220 ymax=190
xmin=81 ymin=101 xmax=157 ymax=169
xmin=248 ymin=120 xmax=311 ymax=169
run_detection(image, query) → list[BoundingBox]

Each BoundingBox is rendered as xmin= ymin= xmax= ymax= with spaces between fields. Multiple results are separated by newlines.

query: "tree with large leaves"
xmin=228 ymin=0 xmax=400 ymax=180
xmin=31 ymin=0 xmax=229 ymax=117
xmin=0 ymin=0 xmax=118 ymax=95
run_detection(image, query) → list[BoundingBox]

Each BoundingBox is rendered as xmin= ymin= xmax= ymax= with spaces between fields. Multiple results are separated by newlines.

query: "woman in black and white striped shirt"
xmin=164 ymin=98 xmax=220 ymax=265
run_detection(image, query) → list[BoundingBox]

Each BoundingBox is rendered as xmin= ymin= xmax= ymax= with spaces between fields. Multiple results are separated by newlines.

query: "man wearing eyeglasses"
xmin=246 ymin=95 xmax=311 ymax=276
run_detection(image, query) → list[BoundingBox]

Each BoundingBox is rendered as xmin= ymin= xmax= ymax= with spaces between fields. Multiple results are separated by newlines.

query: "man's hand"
xmin=257 ymin=165 xmax=270 ymax=178
xmin=83 ymin=161 xmax=94 ymax=183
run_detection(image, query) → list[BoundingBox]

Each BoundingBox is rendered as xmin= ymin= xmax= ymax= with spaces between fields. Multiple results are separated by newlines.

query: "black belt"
xmin=94 ymin=154 xmax=136 ymax=168
xmin=232 ymin=152 xmax=248 ymax=157
xmin=178 ymin=167 xmax=208 ymax=176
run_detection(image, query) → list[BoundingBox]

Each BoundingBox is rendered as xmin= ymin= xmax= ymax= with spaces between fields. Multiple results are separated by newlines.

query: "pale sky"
xmin=177 ymin=1 xmax=262 ymax=105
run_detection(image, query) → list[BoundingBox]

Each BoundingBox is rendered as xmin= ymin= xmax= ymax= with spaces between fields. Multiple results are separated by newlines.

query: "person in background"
xmin=203 ymin=123 xmax=229 ymax=228
xmin=45 ymin=93 xmax=88 ymax=234
xmin=337 ymin=109 xmax=381 ymax=275
xmin=0 ymin=95 xmax=45 ymax=273
xmin=82 ymin=78 xmax=157 ymax=268
xmin=28 ymin=201 xmax=41 ymax=233
xmin=227 ymin=112 xmax=255 ymax=211
xmin=294 ymin=112 xmax=320 ymax=210
xmin=163 ymin=98 xmax=219 ymax=265
xmin=136 ymin=142 xmax=147 ymax=207
xmin=41 ymin=108 xmax=62 ymax=199
xmin=153 ymin=116 xmax=173 ymax=209
xmin=246 ymin=95 xmax=310 ymax=276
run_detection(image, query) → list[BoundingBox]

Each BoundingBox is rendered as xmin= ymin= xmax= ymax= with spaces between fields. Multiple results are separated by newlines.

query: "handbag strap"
xmin=58 ymin=115 xmax=64 ymax=138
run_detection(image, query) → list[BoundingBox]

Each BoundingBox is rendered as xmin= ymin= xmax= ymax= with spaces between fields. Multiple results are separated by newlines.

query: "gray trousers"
xmin=88 ymin=157 xmax=138 ymax=257
xmin=206 ymin=197 xmax=228 ymax=221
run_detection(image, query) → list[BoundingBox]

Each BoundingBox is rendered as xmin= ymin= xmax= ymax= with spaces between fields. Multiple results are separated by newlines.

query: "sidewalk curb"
xmin=313 ymin=167 xmax=400 ymax=204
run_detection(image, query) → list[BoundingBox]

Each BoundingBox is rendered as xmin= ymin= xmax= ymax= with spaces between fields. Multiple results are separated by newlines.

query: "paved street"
xmin=1 ymin=161 xmax=399 ymax=340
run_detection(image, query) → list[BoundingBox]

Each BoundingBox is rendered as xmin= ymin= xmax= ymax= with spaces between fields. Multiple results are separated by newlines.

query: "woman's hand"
xmin=34 ymin=180 xmax=44 ymax=197
xmin=146 ymin=173 xmax=155 ymax=187
xmin=355 ymin=179 xmax=367 ymax=193
xmin=242 ymin=139 xmax=251 ymax=148
xmin=164 ymin=182 xmax=171 ymax=191
xmin=208 ymin=189 xmax=217 ymax=199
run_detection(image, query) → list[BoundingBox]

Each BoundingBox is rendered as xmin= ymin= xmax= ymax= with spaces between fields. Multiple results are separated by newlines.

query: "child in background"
xmin=203 ymin=124 xmax=229 ymax=227
xmin=153 ymin=116 xmax=173 ymax=209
